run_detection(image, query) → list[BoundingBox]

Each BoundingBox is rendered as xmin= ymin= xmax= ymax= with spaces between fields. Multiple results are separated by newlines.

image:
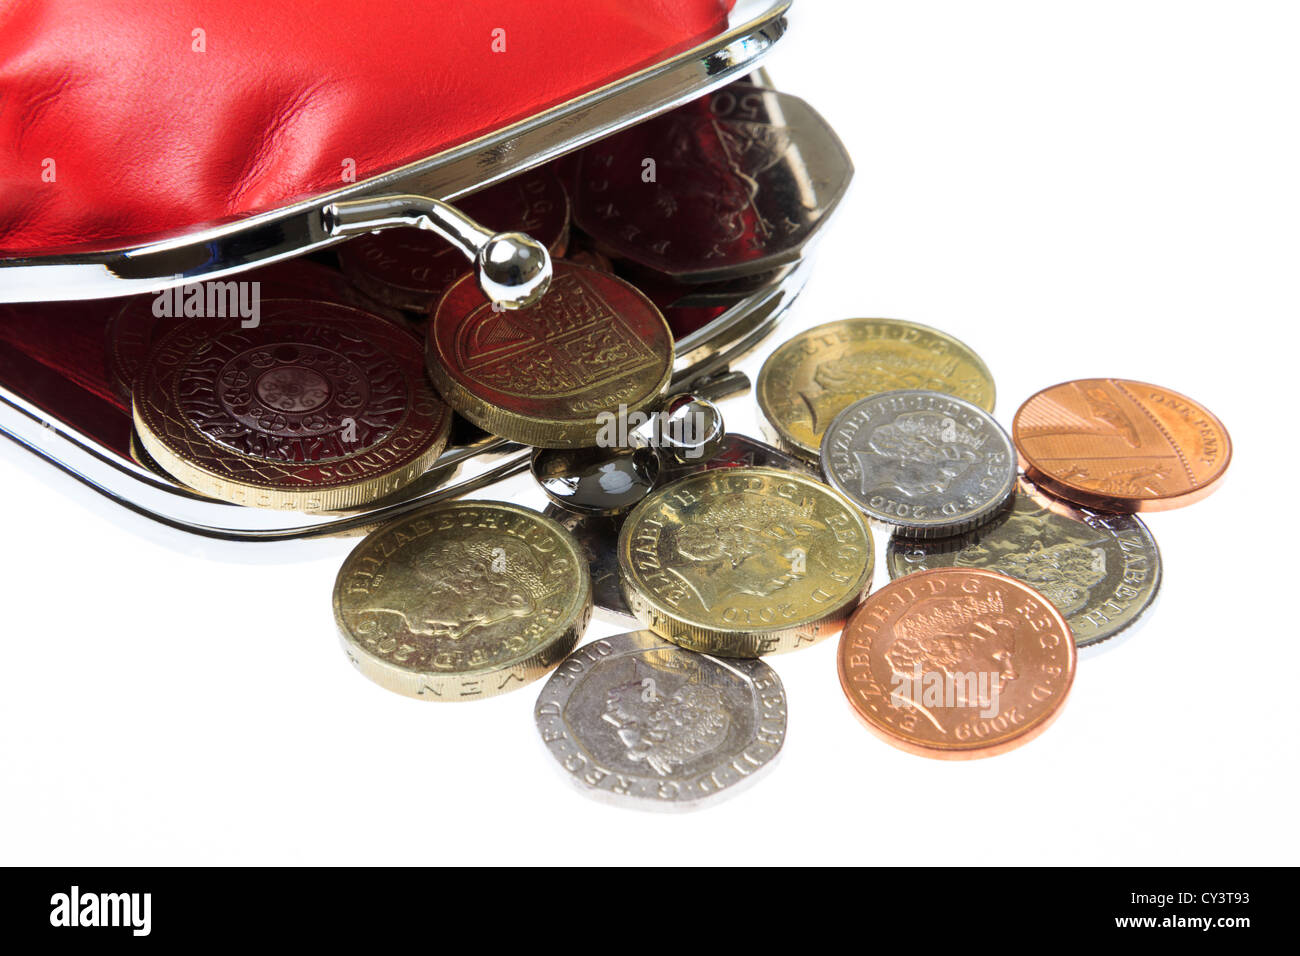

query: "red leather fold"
xmin=0 ymin=0 xmax=734 ymax=257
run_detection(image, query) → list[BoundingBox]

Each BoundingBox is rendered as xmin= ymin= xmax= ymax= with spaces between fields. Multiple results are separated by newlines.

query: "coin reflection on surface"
xmin=532 ymin=444 xmax=661 ymax=516
xmin=571 ymin=85 xmax=851 ymax=282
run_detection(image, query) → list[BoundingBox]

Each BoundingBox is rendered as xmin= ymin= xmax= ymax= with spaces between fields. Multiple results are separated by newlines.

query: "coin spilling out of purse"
xmin=98 ymin=80 xmax=1231 ymax=806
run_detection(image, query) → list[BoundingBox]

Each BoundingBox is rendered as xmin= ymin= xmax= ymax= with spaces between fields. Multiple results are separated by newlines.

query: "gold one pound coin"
xmin=757 ymin=317 xmax=995 ymax=460
xmin=617 ymin=467 xmax=874 ymax=657
xmin=333 ymin=501 xmax=592 ymax=701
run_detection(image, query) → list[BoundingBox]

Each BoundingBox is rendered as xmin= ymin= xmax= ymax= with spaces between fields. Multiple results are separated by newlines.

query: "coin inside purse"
xmin=0 ymin=3 xmax=851 ymax=540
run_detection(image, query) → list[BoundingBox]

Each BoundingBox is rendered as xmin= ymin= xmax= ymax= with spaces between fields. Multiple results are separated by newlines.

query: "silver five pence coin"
xmin=820 ymin=389 xmax=1016 ymax=538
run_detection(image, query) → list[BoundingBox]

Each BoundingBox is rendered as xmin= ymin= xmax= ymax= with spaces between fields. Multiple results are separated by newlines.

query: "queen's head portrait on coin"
xmin=838 ymin=568 xmax=1077 ymax=759
xmin=362 ymin=534 xmax=558 ymax=641
xmin=757 ymin=317 xmax=995 ymax=460
xmin=820 ymin=389 xmax=1016 ymax=538
xmin=886 ymin=478 xmax=1161 ymax=647
xmin=534 ymin=631 xmax=787 ymax=809
xmin=618 ymin=466 xmax=874 ymax=657
xmin=333 ymin=501 xmax=591 ymax=701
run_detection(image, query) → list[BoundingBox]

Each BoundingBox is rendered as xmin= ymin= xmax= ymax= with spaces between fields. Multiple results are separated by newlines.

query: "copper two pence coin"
xmin=425 ymin=262 xmax=673 ymax=448
xmin=1013 ymin=378 xmax=1231 ymax=512
xmin=338 ymin=168 xmax=570 ymax=312
xmin=838 ymin=568 xmax=1076 ymax=759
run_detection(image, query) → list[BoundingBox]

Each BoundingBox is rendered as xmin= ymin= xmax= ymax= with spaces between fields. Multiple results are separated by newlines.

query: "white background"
xmin=2 ymin=2 xmax=1295 ymax=865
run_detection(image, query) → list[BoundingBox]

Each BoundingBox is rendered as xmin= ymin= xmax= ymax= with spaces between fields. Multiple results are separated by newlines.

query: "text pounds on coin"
xmin=133 ymin=298 xmax=451 ymax=510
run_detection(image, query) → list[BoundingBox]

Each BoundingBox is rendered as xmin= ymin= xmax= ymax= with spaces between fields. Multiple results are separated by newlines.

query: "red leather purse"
xmin=0 ymin=0 xmax=734 ymax=256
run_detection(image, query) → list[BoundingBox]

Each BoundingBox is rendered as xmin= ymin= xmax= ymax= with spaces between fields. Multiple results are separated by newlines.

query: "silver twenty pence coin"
xmin=820 ymin=389 xmax=1016 ymax=538
xmin=534 ymin=631 xmax=787 ymax=810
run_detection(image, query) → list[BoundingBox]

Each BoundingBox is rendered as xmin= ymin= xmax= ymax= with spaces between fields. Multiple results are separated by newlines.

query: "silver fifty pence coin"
xmin=819 ymin=389 xmax=1017 ymax=538
xmin=534 ymin=631 xmax=787 ymax=810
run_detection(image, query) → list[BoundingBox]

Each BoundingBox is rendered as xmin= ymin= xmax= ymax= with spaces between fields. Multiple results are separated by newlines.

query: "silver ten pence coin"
xmin=534 ymin=631 xmax=787 ymax=810
xmin=820 ymin=389 xmax=1016 ymax=538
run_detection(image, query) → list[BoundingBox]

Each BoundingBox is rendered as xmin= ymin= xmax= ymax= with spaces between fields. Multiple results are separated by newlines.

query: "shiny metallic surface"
xmin=530 ymin=372 xmax=744 ymax=517
xmin=658 ymin=432 xmax=813 ymax=483
xmin=476 ymin=232 xmax=553 ymax=309
xmin=672 ymin=257 xmax=810 ymax=375
xmin=104 ymin=258 xmax=419 ymax=405
xmin=544 ymin=507 xmax=636 ymax=623
xmin=672 ymin=264 xmax=797 ymax=306
xmin=426 ymin=263 xmax=673 ymax=448
xmin=1013 ymin=378 xmax=1232 ymax=513
xmin=534 ymin=630 xmax=787 ymax=810
xmin=532 ymin=443 xmax=661 ymax=517
xmin=336 ymin=169 xmax=569 ymax=312
xmin=886 ymin=478 xmax=1162 ymax=647
xmin=571 ymin=87 xmax=851 ymax=282
xmin=618 ymin=466 xmax=874 ymax=657
xmin=0 ymin=274 xmax=802 ymax=541
xmin=821 ymin=390 xmax=1016 ymax=538
xmin=0 ymin=0 xmax=790 ymax=302
xmin=546 ymin=434 xmax=812 ymax=622
xmin=334 ymin=500 xmax=592 ymax=701
xmin=132 ymin=299 xmax=452 ymax=511
xmin=757 ymin=317 xmax=996 ymax=461
xmin=325 ymin=196 xmax=553 ymax=309
xmin=838 ymin=568 xmax=1077 ymax=759
xmin=654 ymin=395 xmax=726 ymax=464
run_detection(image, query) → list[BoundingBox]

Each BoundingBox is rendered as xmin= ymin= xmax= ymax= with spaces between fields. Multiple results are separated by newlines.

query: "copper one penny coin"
xmin=1013 ymin=378 xmax=1231 ymax=512
xmin=838 ymin=568 xmax=1076 ymax=759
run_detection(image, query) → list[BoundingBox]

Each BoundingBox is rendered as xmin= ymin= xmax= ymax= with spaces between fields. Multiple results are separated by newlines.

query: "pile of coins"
xmin=324 ymin=308 xmax=1230 ymax=805
xmin=109 ymin=81 xmax=1232 ymax=809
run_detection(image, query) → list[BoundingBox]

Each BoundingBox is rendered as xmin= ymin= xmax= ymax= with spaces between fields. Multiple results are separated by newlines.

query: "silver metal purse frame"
xmin=0 ymin=1 xmax=810 ymax=542
xmin=0 ymin=259 xmax=811 ymax=542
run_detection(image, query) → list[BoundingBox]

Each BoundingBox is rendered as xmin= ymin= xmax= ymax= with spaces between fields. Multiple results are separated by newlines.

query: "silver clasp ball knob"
xmin=477 ymin=232 xmax=552 ymax=309
xmin=654 ymin=395 xmax=726 ymax=464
